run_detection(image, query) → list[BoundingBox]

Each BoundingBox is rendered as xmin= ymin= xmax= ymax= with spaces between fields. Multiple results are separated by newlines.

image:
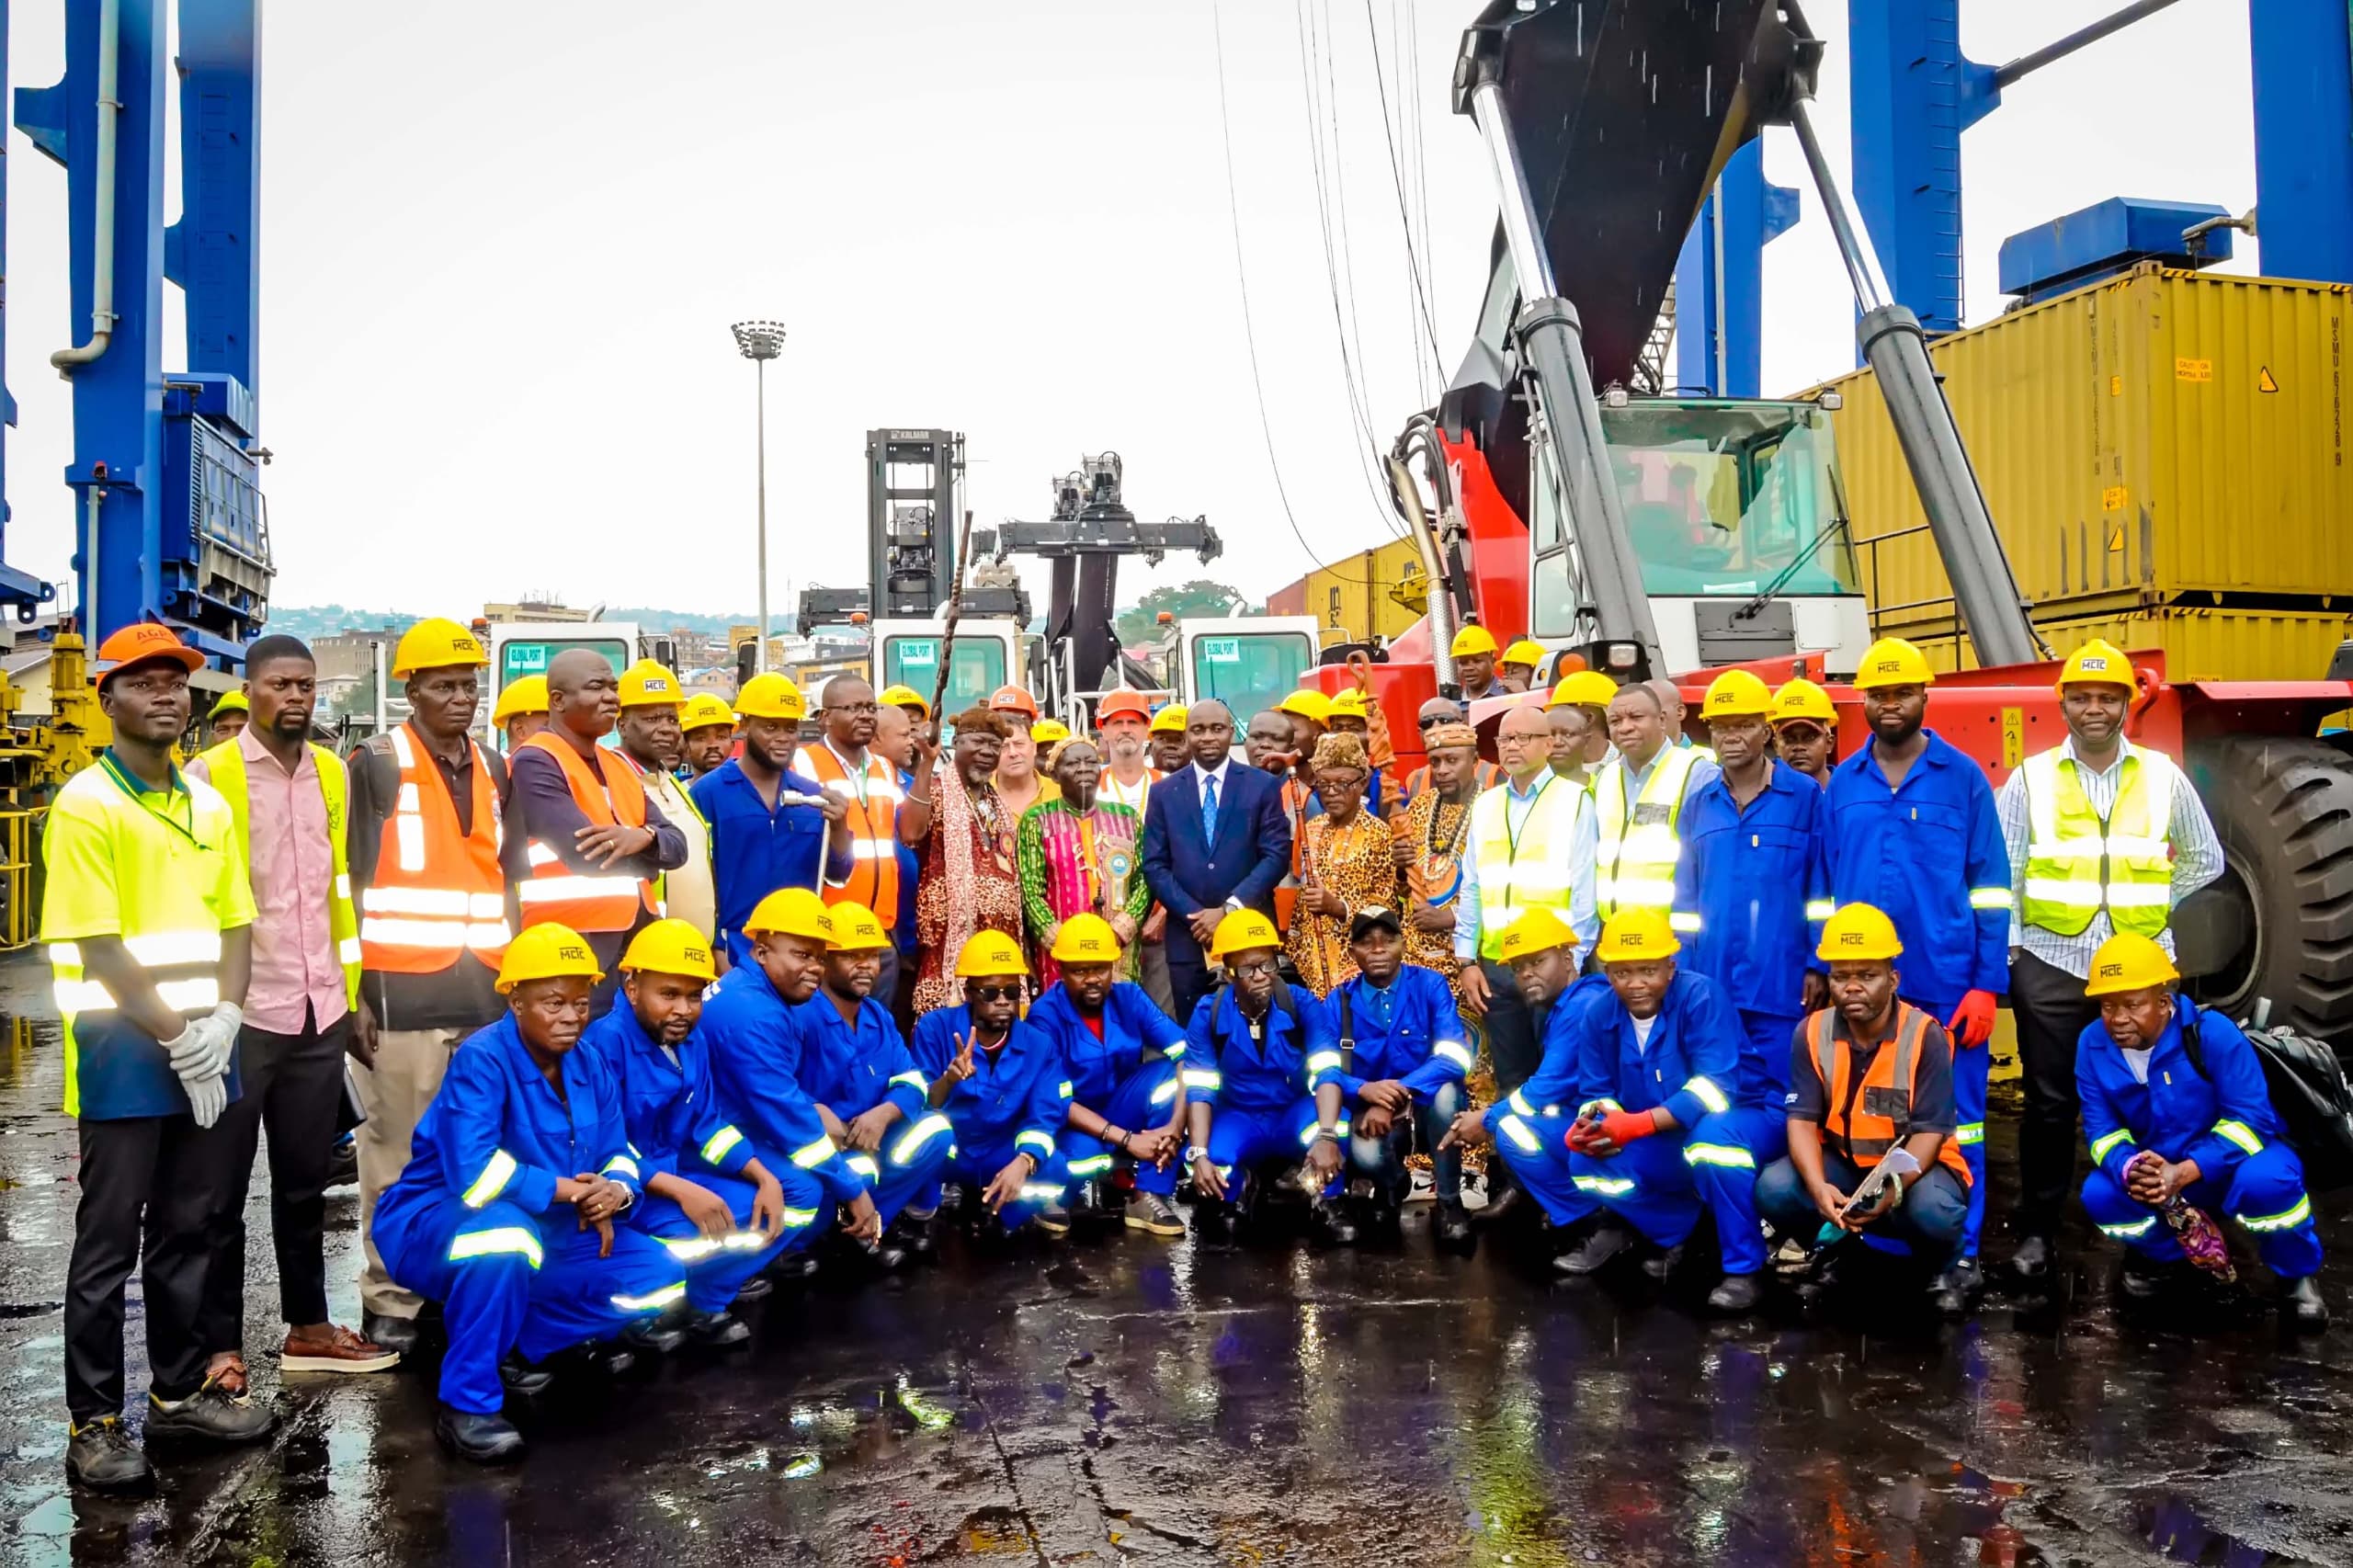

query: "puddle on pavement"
xmin=2139 ymin=1491 xmax=2313 ymax=1566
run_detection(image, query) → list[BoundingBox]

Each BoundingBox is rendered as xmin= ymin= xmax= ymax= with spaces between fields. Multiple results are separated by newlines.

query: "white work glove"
xmin=194 ymin=1002 xmax=244 ymax=1080
xmin=162 ymin=1021 xmax=208 ymax=1075
xmin=179 ymin=1066 xmax=228 ymax=1130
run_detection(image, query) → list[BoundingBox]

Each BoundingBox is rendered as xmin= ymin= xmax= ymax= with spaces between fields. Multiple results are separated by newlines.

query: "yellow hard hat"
xmin=1031 ymin=718 xmax=1072 ymax=744
xmin=1501 ymin=638 xmax=1547 ymax=669
xmin=1049 ymin=912 xmax=1123 ymax=964
xmin=1449 ymin=625 xmax=1500 ymax=658
xmin=733 ymin=672 xmax=808 ymax=722
xmin=1815 ymin=903 xmax=1903 ymax=962
xmin=1701 ymin=669 xmax=1772 ymax=720
xmin=619 ymin=917 xmax=717 ymax=982
xmin=1852 ymin=637 xmax=1935 ymax=691
xmin=1208 ymin=907 xmax=1282 ymax=960
xmin=392 ymin=618 xmax=488 ymax=680
xmin=1768 ymin=677 xmax=1836 ymax=726
xmin=1596 ymin=909 xmax=1682 ymax=963
xmin=1149 ymin=704 xmax=1189 ymax=735
xmin=877 ymin=683 xmax=931 ymax=720
xmin=1496 ymin=907 xmax=1578 ymax=961
xmin=679 ymin=692 xmax=737 ymax=733
xmin=1277 ymin=688 xmax=1333 ymax=724
xmin=954 ymin=928 xmax=1029 ymax=978
xmin=1326 ymin=688 xmax=1370 ymax=721
xmin=208 ymin=690 xmax=248 ymax=720
xmin=819 ymin=900 xmax=893 ymax=954
xmin=743 ymin=886 xmax=831 ymax=942
xmin=1547 ymin=670 xmax=1619 ymax=710
xmin=618 ymin=659 xmax=683 ymax=709
xmin=2056 ymin=639 xmax=2136 ymax=693
xmin=2084 ymin=932 xmax=2180 ymax=997
xmin=492 ymin=675 xmax=550 ymax=726
xmin=496 ymin=922 xmax=605 ymax=994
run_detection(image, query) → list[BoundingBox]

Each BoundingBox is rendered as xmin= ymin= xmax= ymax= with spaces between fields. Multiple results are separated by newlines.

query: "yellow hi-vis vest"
xmin=197 ymin=738 xmax=363 ymax=1006
xmin=1469 ymin=774 xmax=1588 ymax=960
xmin=1593 ymin=744 xmax=1704 ymax=919
xmin=2019 ymin=744 xmax=2177 ymax=938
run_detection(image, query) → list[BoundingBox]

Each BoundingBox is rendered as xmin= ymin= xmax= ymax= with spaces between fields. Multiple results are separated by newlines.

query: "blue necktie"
xmin=1201 ymin=772 xmax=1220 ymax=846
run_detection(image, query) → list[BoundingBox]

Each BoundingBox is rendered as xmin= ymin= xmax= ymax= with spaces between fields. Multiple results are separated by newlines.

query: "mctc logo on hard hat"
xmin=2097 ymin=960 xmax=2125 ymax=981
xmin=558 ymin=943 xmax=589 ymax=964
xmin=1836 ymin=931 xmax=1867 ymax=948
xmin=1075 ymin=936 xmax=1104 ymax=952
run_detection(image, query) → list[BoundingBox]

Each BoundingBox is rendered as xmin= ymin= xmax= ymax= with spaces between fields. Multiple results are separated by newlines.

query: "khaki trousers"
xmin=351 ymin=1027 xmax=462 ymax=1319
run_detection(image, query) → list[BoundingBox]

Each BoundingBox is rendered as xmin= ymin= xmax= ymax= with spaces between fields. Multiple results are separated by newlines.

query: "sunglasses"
xmin=1416 ymin=712 xmax=1459 ymax=730
xmin=967 ymin=983 xmax=1023 ymax=1003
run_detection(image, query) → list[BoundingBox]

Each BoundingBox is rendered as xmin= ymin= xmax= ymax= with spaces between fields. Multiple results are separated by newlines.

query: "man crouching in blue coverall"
xmin=372 ymin=924 xmax=688 ymax=1465
xmin=911 ymin=930 xmax=1074 ymax=1241
xmin=578 ymin=919 xmax=821 ymax=1350
xmin=1182 ymin=910 xmax=1355 ymax=1247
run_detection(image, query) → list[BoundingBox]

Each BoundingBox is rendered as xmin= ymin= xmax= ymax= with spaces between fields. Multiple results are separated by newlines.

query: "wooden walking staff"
xmin=926 ymin=510 xmax=980 ymax=740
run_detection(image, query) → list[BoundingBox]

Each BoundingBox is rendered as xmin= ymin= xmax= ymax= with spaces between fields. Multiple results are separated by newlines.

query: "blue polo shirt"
xmin=689 ymin=758 xmax=853 ymax=967
xmin=1823 ymin=731 xmax=2013 ymax=1016
xmin=1673 ymin=761 xmax=1832 ymax=1029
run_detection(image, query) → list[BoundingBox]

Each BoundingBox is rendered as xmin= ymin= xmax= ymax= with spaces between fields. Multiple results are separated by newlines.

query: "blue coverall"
xmin=1184 ymin=983 xmax=1347 ymax=1195
xmin=1323 ymin=964 xmax=1473 ymax=1203
xmin=2078 ymin=997 xmax=2321 ymax=1279
xmin=373 ymin=1015 xmax=687 ymax=1416
xmin=1673 ymin=762 xmax=1831 ymax=1274
xmin=1029 ymin=981 xmax=1189 ymax=1198
xmin=907 ymin=1006 xmax=1072 ymax=1228
xmin=1824 ymin=731 xmax=2013 ymax=1257
xmin=1485 ymin=971 xmax=1740 ymax=1251
xmin=699 ymin=964 xmax=938 ymax=1226
xmin=577 ymin=1003 xmax=821 ymax=1313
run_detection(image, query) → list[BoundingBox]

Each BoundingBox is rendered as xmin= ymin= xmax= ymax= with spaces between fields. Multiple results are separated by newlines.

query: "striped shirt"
xmin=1995 ymin=736 xmax=2223 ymax=979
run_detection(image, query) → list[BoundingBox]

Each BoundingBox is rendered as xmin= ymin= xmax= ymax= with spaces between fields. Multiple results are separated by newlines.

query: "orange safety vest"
xmin=795 ymin=742 xmax=901 ymax=922
xmin=1811 ymin=1004 xmax=1972 ymax=1186
xmin=517 ymin=732 xmax=660 ymax=934
xmin=358 ymin=723 xmax=511 ymax=975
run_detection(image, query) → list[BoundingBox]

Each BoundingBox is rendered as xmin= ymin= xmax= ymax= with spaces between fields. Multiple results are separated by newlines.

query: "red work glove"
xmin=1596 ymin=1108 xmax=1658 ymax=1146
xmin=1947 ymin=989 xmax=1998 ymax=1050
xmin=1565 ymin=1119 xmax=1602 ymax=1154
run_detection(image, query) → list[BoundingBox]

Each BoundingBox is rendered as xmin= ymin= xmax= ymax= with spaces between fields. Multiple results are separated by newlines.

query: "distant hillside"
xmin=265 ymin=605 xmax=765 ymax=640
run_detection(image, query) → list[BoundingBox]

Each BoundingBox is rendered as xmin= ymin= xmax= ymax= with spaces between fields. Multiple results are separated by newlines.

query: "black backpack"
xmin=2182 ymin=1004 xmax=2353 ymax=1194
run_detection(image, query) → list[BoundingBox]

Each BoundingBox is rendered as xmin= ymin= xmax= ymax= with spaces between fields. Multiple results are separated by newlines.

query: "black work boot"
xmin=688 ymin=1309 xmax=752 ymax=1348
xmin=1929 ymin=1256 xmax=1984 ymax=1317
xmin=888 ymin=1208 xmax=938 ymax=1261
xmin=2008 ymin=1233 xmax=2054 ymax=1284
xmin=1642 ymin=1241 xmax=1687 ymax=1281
xmin=1310 ymin=1195 xmax=1359 ymax=1247
xmin=732 ymin=1272 xmax=774 ymax=1304
xmin=1554 ymin=1221 xmax=1636 ymax=1278
xmin=498 ymin=1352 xmax=553 ymax=1397
xmin=65 ymin=1416 xmax=153 ymax=1494
xmin=144 ymin=1375 xmax=277 ymax=1446
xmin=1708 ymin=1272 xmax=1765 ymax=1314
xmin=1434 ymin=1199 xmax=1475 ymax=1255
xmin=361 ymin=1310 xmax=423 ymax=1358
xmin=2282 ymin=1276 xmax=2330 ymax=1333
xmin=2118 ymin=1256 xmax=2173 ymax=1302
xmin=622 ymin=1314 xmax=688 ymax=1357
xmin=436 ymin=1404 xmax=527 ymax=1464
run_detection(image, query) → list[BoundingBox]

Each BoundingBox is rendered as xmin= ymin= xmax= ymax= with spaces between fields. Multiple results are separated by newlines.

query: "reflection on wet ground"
xmin=0 ymin=955 xmax=2346 ymax=1565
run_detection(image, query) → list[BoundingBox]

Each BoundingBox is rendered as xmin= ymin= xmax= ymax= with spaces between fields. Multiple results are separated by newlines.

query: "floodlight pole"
xmin=731 ymin=321 xmax=788 ymax=673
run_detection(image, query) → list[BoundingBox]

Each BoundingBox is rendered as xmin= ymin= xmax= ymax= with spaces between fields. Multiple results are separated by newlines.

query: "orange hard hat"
xmin=97 ymin=622 xmax=206 ymax=685
xmin=988 ymin=684 xmax=1040 ymax=720
xmin=1097 ymin=688 xmax=1152 ymax=722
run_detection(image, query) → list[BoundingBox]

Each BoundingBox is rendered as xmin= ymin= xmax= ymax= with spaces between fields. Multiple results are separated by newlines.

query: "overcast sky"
xmin=1 ymin=0 xmax=2254 ymax=625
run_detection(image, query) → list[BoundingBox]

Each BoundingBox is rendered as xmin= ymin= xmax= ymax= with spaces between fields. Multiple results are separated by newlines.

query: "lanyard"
xmin=1503 ymin=774 xmax=1556 ymax=863
xmin=99 ymin=752 xmax=203 ymax=848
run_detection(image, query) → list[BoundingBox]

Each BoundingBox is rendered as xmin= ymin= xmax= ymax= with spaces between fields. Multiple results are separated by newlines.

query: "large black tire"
xmin=2180 ymin=737 xmax=2353 ymax=1041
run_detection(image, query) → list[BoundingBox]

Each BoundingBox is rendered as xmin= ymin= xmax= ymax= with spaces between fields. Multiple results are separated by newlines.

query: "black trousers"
xmin=2009 ymin=949 xmax=2101 ymax=1236
xmin=1169 ymin=956 xmax=1214 ymax=1026
xmin=1480 ymin=960 xmax=1544 ymax=1096
xmin=199 ymin=1008 xmax=352 ymax=1350
xmin=66 ymin=1112 xmax=235 ymax=1421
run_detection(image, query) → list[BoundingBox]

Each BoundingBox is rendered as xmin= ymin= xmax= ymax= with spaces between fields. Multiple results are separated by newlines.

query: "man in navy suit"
xmin=1142 ymin=700 xmax=1294 ymax=1020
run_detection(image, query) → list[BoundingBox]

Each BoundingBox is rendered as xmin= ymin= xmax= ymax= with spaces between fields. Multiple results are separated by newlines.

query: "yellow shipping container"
xmin=1822 ymin=266 xmax=2353 ymax=658
xmin=1294 ymin=539 xmax=1429 ymax=648
xmin=1880 ymin=605 xmax=2353 ymax=683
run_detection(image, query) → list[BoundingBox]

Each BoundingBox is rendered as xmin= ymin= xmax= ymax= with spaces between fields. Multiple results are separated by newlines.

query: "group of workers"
xmin=42 ymin=609 xmax=2328 ymax=1490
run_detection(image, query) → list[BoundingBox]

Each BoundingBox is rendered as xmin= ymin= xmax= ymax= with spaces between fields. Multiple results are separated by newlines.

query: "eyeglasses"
xmin=823 ymin=702 xmax=880 ymax=716
xmin=967 ymin=983 xmax=1023 ymax=1003
xmin=1227 ymin=958 xmax=1279 ymax=980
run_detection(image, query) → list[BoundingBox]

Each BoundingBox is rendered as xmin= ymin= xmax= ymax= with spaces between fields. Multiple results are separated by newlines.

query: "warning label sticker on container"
xmin=2176 ymin=358 xmax=2213 ymax=382
xmin=2259 ymin=367 xmax=2279 ymax=393
xmin=2102 ymin=485 xmax=2130 ymax=513
xmin=2002 ymin=708 xmax=2025 ymax=770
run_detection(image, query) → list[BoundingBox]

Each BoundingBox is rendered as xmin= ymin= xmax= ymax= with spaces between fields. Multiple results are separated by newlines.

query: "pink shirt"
xmin=189 ymin=730 xmax=348 ymax=1035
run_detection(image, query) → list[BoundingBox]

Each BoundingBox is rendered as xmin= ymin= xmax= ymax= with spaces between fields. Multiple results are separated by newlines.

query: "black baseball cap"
xmin=1348 ymin=905 xmax=1404 ymax=940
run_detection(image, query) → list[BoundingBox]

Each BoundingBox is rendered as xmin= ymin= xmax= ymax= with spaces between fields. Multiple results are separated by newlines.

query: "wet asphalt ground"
xmin=1 ymin=954 xmax=2350 ymax=1565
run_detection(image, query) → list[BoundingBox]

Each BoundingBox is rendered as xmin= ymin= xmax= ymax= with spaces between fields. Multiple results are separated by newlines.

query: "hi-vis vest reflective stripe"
xmin=796 ymin=743 xmax=902 ymax=921
xmin=1469 ymin=776 xmax=1587 ymax=961
xmin=1812 ymin=1003 xmax=1972 ymax=1186
xmin=51 ymin=931 xmax=224 ymax=1026
xmin=517 ymin=732 xmax=659 ymax=934
xmin=2019 ymin=746 xmax=2177 ymax=939
xmin=359 ymin=724 xmax=510 ymax=974
xmin=197 ymin=738 xmax=361 ymax=1006
xmin=1594 ymin=745 xmax=1704 ymax=918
